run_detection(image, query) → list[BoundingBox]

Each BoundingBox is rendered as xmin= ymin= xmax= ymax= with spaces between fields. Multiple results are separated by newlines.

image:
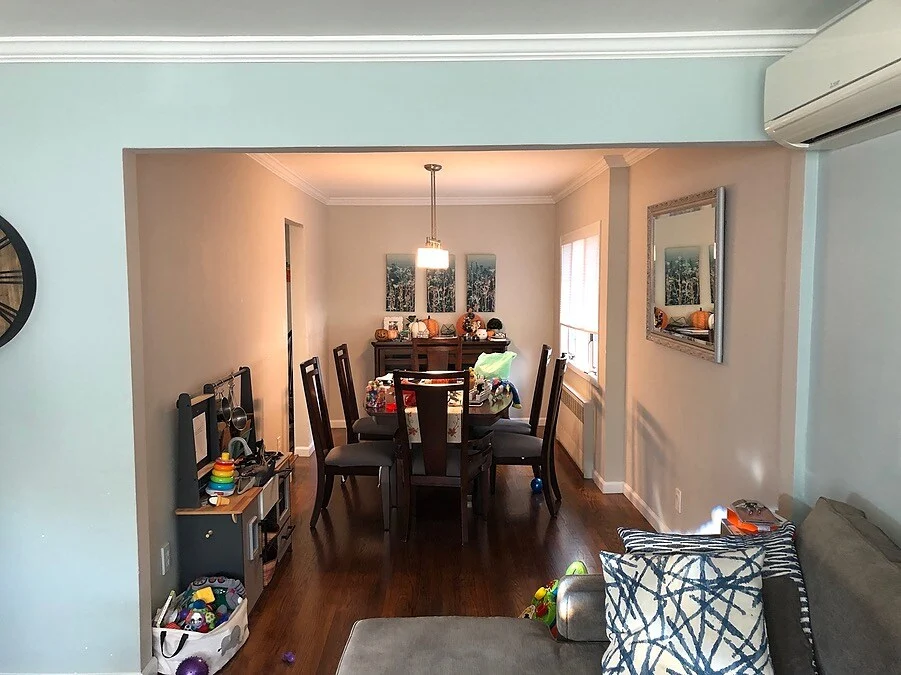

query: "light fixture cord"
xmin=430 ymin=167 xmax=437 ymax=241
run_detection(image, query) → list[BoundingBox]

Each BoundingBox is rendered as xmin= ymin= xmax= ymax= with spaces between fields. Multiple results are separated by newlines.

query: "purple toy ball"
xmin=176 ymin=656 xmax=209 ymax=675
xmin=530 ymin=477 xmax=543 ymax=495
xmin=283 ymin=651 xmax=296 ymax=665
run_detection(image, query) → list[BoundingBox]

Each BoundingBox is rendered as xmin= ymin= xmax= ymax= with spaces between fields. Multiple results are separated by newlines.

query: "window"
xmin=560 ymin=228 xmax=600 ymax=377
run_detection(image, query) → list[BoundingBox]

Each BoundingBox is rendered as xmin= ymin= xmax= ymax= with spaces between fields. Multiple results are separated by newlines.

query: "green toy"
xmin=520 ymin=561 xmax=588 ymax=638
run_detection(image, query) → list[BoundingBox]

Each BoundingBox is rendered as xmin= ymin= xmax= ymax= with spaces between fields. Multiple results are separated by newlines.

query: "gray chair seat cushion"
xmin=337 ymin=616 xmax=607 ymax=675
xmin=325 ymin=440 xmax=395 ymax=467
xmin=353 ymin=416 xmax=398 ymax=438
xmin=471 ymin=418 xmax=531 ymax=438
xmin=491 ymin=431 xmax=542 ymax=459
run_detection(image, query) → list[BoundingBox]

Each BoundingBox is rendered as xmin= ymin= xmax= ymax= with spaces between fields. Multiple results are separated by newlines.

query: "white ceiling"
xmin=268 ymin=149 xmax=642 ymax=203
xmin=0 ymin=0 xmax=859 ymax=37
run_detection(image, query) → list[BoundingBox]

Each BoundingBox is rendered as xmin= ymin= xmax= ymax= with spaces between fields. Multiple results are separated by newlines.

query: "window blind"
xmin=560 ymin=233 xmax=599 ymax=333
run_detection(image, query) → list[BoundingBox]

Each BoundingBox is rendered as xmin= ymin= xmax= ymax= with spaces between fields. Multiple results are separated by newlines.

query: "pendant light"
xmin=416 ymin=163 xmax=450 ymax=269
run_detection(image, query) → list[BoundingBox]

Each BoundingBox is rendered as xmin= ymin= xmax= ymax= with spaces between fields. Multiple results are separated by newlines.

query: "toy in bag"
xmin=153 ymin=577 xmax=249 ymax=675
xmin=519 ymin=561 xmax=588 ymax=639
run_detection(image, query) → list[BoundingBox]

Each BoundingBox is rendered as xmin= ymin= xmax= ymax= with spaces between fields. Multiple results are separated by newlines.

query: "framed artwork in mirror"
xmin=646 ymin=187 xmax=725 ymax=363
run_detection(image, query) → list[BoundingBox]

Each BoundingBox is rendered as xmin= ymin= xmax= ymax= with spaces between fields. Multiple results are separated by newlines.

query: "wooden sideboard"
xmin=371 ymin=339 xmax=510 ymax=377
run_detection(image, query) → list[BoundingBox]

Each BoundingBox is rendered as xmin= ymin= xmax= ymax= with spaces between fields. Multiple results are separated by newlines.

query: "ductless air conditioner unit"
xmin=764 ymin=0 xmax=901 ymax=150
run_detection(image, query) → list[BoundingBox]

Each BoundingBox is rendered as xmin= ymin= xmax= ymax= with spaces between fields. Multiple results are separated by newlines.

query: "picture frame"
xmin=383 ymin=316 xmax=403 ymax=331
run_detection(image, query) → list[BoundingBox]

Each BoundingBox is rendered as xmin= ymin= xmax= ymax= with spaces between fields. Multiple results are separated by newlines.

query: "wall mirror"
xmin=647 ymin=187 xmax=725 ymax=363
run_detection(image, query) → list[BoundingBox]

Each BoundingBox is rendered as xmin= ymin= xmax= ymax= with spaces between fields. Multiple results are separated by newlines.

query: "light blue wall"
xmin=801 ymin=130 xmax=901 ymax=542
xmin=0 ymin=58 xmax=774 ymax=673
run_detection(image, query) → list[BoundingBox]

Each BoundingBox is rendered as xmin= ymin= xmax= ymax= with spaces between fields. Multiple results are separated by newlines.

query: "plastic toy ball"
xmin=176 ymin=656 xmax=210 ymax=675
xmin=530 ymin=477 xmax=543 ymax=494
xmin=283 ymin=651 xmax=296 ymax=665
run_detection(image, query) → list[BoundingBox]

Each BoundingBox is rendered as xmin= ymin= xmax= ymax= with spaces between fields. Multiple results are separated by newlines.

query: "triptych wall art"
xmin=385 ymin=252 xmax=497 ymax=313
xmin=426 ymin=254 xmax=456 ymax=313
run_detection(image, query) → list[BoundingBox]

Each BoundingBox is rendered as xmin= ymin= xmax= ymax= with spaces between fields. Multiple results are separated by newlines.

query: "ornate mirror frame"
xmin=646 ymin=187 xmax=725 ymax=363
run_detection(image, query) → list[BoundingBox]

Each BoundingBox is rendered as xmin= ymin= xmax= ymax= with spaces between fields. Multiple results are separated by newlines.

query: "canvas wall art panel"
xmin=386 ymin=253 xmax=415 ymax=312
xmin=466 ymin=253 xmax=496 ymax=312
xmin=426 ymin=254 xmax=455 ymax=313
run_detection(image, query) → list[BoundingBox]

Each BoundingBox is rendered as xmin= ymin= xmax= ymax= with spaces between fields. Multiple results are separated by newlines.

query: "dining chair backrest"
xmin=299 ymin=356 xmax=335 ymax=462
xmin=411 ymin=336 xmax=463 ymax=371
xmin=333 ymin=343 xmax=361 ymax=439
xmin=528 ymin=344 xmax=553 ymax=436
xmin=393 ymin=369 xmax=470 ymax=478
xmin=540 ymin=357 xmax=568 ymax=460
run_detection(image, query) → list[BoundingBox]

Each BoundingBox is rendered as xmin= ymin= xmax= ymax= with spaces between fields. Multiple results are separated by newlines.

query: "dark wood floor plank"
xmin=221 ymin=440 xmax=651 ymax=675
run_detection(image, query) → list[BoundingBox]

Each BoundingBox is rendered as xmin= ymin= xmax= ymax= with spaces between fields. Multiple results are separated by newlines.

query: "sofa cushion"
xmin=619 ymin=524 xmax=815 ymax=675
xmin=796 ymin=498 xmax=901 ymax=675
xmin=336 ymin=616 xmax=606 ymax=674
xmin=599 ymin=548 xmax=773 ymax=674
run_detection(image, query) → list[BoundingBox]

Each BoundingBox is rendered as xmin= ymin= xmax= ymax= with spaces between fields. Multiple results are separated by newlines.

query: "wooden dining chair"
xmin=411 ymin=336 xmax=463 ymax=371
xmin=472 ymin=343 xmax=552 ymax=439
xmin=488 ymin=357 xmax=567 ymax=516
xmin=333 ymin=343 xmax=398 ymax=443
xmin=300 ymin=356 xmax=396 ymax=530
xmin=393 ymin=369 xmax=492 ymax=545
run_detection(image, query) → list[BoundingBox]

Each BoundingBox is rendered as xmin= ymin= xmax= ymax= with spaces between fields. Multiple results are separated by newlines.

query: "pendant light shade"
xmin=416 ymin=163 xmax=449 ymax=269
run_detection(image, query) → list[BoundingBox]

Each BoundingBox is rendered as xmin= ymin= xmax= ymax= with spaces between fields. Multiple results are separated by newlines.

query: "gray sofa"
xmin=337 ymin=498 xmax=901 ymax=674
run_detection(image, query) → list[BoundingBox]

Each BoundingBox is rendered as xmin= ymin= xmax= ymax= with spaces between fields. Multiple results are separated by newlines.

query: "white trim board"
xmin=295 ymin=443 xmax=314 ymax=457
xmin=623 ymin=483 xmax=671 ymax=533
xmin=554 ymin=149 xmax=657 ymax=202
xmin=0 ymin=31 xmax=813 ymax=63
xmin=592 ymin=471 xmax=624 ymax=494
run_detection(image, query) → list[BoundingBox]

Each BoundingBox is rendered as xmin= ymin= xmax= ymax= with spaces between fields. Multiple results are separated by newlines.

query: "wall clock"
xmin=0 ymin=214 xmax=37 ymax=348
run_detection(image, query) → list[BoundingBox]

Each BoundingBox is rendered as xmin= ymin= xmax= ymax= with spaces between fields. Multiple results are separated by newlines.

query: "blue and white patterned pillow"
xmin=618 ymin=524 xmax=814 ymax=656
xmin=600 ymin=548 xmax=773 ymax=675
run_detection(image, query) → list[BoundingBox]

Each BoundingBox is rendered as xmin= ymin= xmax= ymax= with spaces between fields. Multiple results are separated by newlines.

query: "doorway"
xmin=285 ymin=220 xmax=310 ymax=455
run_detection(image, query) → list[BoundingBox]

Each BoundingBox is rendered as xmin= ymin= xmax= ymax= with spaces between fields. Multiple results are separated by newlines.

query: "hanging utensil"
xmin=229 ymin=376 xmax=248 ymax=432
xmin=217 ymin=382 xmax=232 ymax=422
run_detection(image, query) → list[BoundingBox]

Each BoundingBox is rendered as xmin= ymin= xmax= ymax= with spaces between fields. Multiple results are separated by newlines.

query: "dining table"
xmin=364 ymin=373 xmax=515 ymax=439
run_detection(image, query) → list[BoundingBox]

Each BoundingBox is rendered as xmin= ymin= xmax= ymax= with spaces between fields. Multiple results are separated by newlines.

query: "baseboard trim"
xmin=294 ymin=443 xmax=314 ymax=457
xmin=592 ymin=471 xmax=624 ymax=494
xmin=143 ymin=657 xmax=159 ymax=675
xmin=623 ymin=483 xmax=670 ymax=533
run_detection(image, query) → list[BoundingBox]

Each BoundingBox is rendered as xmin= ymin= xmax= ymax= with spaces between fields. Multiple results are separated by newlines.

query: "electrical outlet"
xmin=675 ymin=488 xmax=683 ymax=514
xmin=276 ymin=435 xmax=282 ymax=452
xmin=161 ymin=543 xmax=171 ymax=576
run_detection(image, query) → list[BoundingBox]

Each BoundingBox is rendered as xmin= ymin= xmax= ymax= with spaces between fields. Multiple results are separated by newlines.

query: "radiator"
xmin=556 ymin=383 xmax=596 ymax=479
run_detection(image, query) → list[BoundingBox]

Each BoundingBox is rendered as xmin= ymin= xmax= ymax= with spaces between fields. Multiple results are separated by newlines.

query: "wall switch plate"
xmin=276 ymin=435 xmax=282 ymax=452
xmin=161 ymin=543 xmax=171 ymax=576
xmin=675 ymin=488 xmax=683 ymax=514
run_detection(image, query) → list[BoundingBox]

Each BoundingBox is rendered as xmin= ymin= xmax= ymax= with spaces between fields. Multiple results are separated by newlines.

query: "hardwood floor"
xmin=222 ymin=441 xmax=651 ymax=675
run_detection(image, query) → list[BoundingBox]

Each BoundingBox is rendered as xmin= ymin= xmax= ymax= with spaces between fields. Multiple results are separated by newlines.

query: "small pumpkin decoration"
xmin=486 ymin=317 xmax=503 ymax=331
xmin=690 ymin=307 xmax=712 ymax=329
xmin=387 ymin=328 xmax=399 ymax=340
xmin=425 ymin=316 xmax=440 ymax=337
xmin=654 ymin=307 xmax=669 ymax=330
xmin=409 ymin=320 xmax=428 ymax=337
xmin=374 ymin=328 xmax=390 ymax=341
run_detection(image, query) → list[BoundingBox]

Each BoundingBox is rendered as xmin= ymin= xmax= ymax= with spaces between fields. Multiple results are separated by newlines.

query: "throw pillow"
xmin=619 ymin=524 xmax=816 ymax=675
xmin=600 ymin=548 xmax=773 ymax=675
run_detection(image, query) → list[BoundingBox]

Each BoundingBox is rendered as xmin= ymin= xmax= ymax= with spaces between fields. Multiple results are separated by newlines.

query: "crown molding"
xmin=553 ymin=148 xmax=657 ymax=202
xmin=246 ymin=153 xmax=328 ymax=204
xmin=0 ymin=31 xmax=813 ymax=63
xmin=327 ymin=195 xmax=555 ymax=206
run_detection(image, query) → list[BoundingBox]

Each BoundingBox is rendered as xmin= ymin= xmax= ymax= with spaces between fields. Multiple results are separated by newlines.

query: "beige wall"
xmin=625 ymin=146 xmax=800 ymax=531
xmin=325 ymin=204 xmax=556 ymax=419
xmin=554 ymin=165 xmax=629 ymax=486
xmin=133 ymin=153 xmax=326 ymax=607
